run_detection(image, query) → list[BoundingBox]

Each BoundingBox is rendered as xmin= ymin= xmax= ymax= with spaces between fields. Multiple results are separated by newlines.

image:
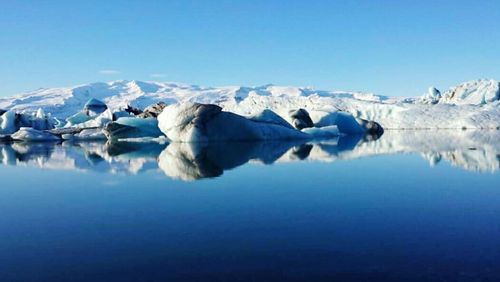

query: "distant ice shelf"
xmin=0 ymin=79 xmax=499 ymax=129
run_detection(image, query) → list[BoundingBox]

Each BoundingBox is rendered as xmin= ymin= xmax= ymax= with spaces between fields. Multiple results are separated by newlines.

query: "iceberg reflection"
xmin=0 ymin=141 xmax=167 ymax=175
xmin=1 ymin=130 xmax=499 ymax=179
xmin=158 ymin=140 xmax=313 ymax=180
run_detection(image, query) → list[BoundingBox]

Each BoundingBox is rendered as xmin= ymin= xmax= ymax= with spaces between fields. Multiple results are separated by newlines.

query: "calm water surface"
xmin=0 ymin=130 xmax=500 ymax=281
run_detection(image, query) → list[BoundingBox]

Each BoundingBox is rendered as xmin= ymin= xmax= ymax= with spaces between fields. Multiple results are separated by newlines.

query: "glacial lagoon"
xmin=1 ymin=130 xmax=500 ymax=281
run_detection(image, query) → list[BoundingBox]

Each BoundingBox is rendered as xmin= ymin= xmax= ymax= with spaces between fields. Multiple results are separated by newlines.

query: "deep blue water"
xmin=1 ymin=131 xmax=500 ymax=281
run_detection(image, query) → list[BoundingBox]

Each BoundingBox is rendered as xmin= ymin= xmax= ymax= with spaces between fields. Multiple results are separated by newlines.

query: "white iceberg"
xmin=0 ymin=110 xmax=17 ymax=134
xmin=28 ymin=108 xmax=56 ymax=130
xmin=313 ymin=111 xmax=367 ymax=134
xmin=0 ymin=109 xmax=58 ymax=135
xmin=420 ymin=87 xmax=441 ymax=104
xmin=68 ymin=109 xmax=113 ymax=129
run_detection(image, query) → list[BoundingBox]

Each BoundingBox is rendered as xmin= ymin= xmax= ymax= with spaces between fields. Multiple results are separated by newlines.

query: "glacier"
xmin=0 ymin=79 xmax=499 ymax=130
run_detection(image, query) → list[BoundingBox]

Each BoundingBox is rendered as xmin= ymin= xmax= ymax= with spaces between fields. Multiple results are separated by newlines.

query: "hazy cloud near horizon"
xmin=99 ymin=70 xmax=121 ymax=75
xmin=150 ymin=73 xmax=167 ymax=78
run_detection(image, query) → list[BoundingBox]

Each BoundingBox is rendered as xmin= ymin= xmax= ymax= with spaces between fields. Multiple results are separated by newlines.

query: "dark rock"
xmin=291 ymin=144 xmax=313 ymax=160
xmin=289 ymin=108 xmax=314 ymax=130
xmin=189 ymin=103 xmax=223 ymax=128
xmin=365 ymin=120 xmax=384 ymax=136
xmin=0 ymin=109 xmax=6 ymax=116
xmin=137 ymin=102 xmax=168 ymax=118
xmin=357 ymin=118 xmax=384 ymax=140
xmin=124 ymin=105 xmax=143 ymax=116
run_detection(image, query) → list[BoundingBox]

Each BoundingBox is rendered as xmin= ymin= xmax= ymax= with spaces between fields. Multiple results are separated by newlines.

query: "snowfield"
xmin=1 ymin=79 xmax=499 ymax=129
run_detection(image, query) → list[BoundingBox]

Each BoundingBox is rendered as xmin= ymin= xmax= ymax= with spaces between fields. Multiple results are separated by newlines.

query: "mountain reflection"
xmin=1 ymin=130 xmax=499 ymax=180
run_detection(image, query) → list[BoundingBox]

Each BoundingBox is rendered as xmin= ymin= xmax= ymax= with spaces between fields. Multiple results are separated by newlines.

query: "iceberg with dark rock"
xmin=158 ymin=140 xmax=317 ymax=180
xmin=158 ymin=103 xmax=310 ymax=142
xmin=136 ymin=102 xmax=167 ymax=118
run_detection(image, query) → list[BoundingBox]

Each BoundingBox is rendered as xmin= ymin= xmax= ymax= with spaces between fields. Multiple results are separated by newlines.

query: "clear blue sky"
xmin=1 ymin=0 xmax=499 ymax=97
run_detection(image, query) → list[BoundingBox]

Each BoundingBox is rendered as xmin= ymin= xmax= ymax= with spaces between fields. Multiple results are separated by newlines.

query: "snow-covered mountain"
xmin=0 ymin=80 xmax=389 ymax=117
xmin=1 ymin=79 xmax=499 ymax=129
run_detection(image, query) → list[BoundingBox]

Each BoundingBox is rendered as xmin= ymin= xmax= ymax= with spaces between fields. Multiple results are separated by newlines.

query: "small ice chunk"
xmin=35 ymin=108 xmax=46 ymax=119
xmin=420 ymin=87 xmax=442 ymax=104
xmin=84 ymin=98 xmax=108 ymax=116
xmin=11 ymin=128 xmax=60 ymax=142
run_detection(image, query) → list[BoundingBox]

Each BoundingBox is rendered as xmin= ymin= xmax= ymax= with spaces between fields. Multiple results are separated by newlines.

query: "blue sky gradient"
xmin=1 ymin=0 xmax=499 ymax=96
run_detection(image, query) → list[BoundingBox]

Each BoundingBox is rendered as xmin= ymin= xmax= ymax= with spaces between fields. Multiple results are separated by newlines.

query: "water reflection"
xmin=158 ymin=140 xmax=317 ymax=180
xmin=1 ymin=130 xmax=499 ymax=179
